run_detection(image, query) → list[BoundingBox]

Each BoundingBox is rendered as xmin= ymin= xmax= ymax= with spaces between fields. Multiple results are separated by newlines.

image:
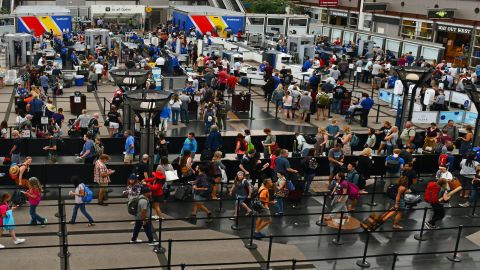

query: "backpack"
xmin=87 ymin=118 xmax=96 ymax=129
xmin=93 ymin=143 xmax=103 ymax=158
xmin=307 ymin=156 xmax=318 ymax=170
xmin=350 ymin=133 xmax=360 ymax=147
xmin=251 ymin=187 xmax=267 ymax=212
xmin=304 ymin=135 xmax=317 ymax=145
xmin=317 ymin=92 xmax=330 ymax=106
xmin=81 ymin=184 xmax=93 ymax=203
xmin=286 ymin=180 xmax=296 ymax=191
xmin=424 ymin=182 xmax=441 ymax=204
xmin=386 ymin=184 xmax=398 ymax=200
xmin=239 ymin=140 xmax=248 ymax=151
xmin=438 ymin=153 xmax=448 ymax=168
xmin=127 ymin=197 xmax=147 ymax=216
xmin=412 ymin=131 xmax=424 ymax=148
xmin=385 ymin=157 xmax=400 ymax=173
xmin=247 ymin=141 xmax=255 ymax=151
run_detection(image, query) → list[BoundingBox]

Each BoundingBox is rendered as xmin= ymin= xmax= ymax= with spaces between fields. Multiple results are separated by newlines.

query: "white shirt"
xmin=325 ymin=77 xmax=336 ymax=85
xmin=234 ymin=61 xmax=241 ymax=71
xmin=94 ymin=63 xmax=104 ymax=74
xmin=296 ymin=135 xmax=314 ymax=150
xmin=155 ymin=57 xmax=165 ymax=66
xmin=38 ymin=58 xmax=45 ymax=66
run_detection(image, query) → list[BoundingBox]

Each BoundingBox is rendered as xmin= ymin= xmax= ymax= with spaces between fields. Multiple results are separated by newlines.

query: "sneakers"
xmin=151 ymin=215 xmax=160 ymax=220
xmin=0 ymin=243 xmax=4 ymax=248
xmin=14 ymin=238 xmax=25 ymax=245
xmin=41 ymin=218 xmax=48 ymax=228
xmin=148 ymin=241 xmax=159 ymax=246
xmin=254 ymin=232 xmax=266 ymax=240
xmin=130 ymin=239 xmax=143 ymax=243
xmin=425 ymin=222 xmax=438 ymax=230
xmin=460 ymin=202 xmax=470 ymax=208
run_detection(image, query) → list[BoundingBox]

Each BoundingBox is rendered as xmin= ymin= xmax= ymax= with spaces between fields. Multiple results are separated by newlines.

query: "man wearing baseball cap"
xmin=131 ymin=185 xmax=158 ymax=245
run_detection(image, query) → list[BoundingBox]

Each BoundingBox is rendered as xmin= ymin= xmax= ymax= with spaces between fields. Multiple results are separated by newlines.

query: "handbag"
xmin=220 ymin=168 xmax=228 ymax=183
xmin=3 ymin=209 xmax=16 ymax=230
xmin=268 ymin=143 xmax=279 ymax=154
xmin=448 ymin=179 xmax=462 ymax=190
xmin=165 ymin=170 xmax=179 ymax=182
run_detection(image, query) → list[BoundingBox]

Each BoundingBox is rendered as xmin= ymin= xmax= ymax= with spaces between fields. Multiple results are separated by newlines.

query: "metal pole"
xmin=167 ymin=239 xmax=173 ymax=269
xmin=231 ymin=198 xmax=241 ymax=230
xmin=391 ymin=253 xmax=398 ymax=270
xmin=367 ymin=177 xmax=378 ymax=206
xmin=375 ymin=104 xmax=380 ymax=124
xmin=154 ymin=218 xmax=166 ymax=253
xmin=331 ymin=211 xmax=344 ymax=245
xmin=291 ymin=259 xmax=297 ymax=270
xmin=275 ymin=101 xmax=279 ymax=120
xmin=447 ymin=225 xmax=463 ymax=262
xmin=265 ymin=236 xmax=273 ymax=270
xmin=181 ymin=264 xmax=186 ymax=270
xmin=245 ymin=213 xmax=258 ymax=249
xmin=103 ymin=97 xmax=106 ymax=116
xmin=248 ymin=78 xmax=252 ymax=94
xmin=267 ymin=96 xmax=270 ymax=113
xmin=316 ymin=194 xmax=328 ymax=226
xmin=414 ymin=207 xmax=429 ymax=241
xmin=407 ymin=85 xmax=419 ymax=122
xmin=215 ymin=182 xmax=225 ymax=213
xmin=352 ymin=74 xmax=356 ymax=92
xmin=250 ymin=100 xmax=254 ymax=120
xmin=327 ymin=100 xmax=332 ymax=119
xmin=356 ymin=231 xmax=371 ymax=268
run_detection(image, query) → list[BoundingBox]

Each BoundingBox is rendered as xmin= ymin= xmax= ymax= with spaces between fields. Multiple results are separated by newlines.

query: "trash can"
xmin=70 ymin=91 xmax=86 ymax=116
xmin=74 ymin=75 xmax=85 ymax=86
xmin=231 ymin=93 xmax=251 ymax=112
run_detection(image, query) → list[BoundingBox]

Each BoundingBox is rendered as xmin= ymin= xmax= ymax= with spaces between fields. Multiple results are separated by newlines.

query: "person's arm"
xmin=395 ymin=186 xmax=405 ymax=209
xmin=341 ymin=134 xmax=352 ymax=144
xmin=10 ymin=144 xmax=16 ymax=155
xmin=407 ymin=130 xmax=415 ymax=145
xmin=239 ymin=163 xmax=249 ymax=175
xmin=140 ymin=207 xmax=147 ymax=224
xmin=80 ymin=149 xmax=90 ymax=159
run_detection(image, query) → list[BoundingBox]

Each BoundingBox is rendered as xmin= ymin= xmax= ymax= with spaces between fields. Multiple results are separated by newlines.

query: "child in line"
xmin=22 ymin=177 xmax=47 ymax=227
xmin=0 ymin=192 xmax=26 ymax=248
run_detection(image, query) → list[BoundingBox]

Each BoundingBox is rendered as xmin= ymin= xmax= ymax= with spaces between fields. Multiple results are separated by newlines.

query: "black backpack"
xmin=127 ymin=197 xmax=147 ymax=216
xmin=386 ymin=184 xmax=398 ymax=200
xmin=386 ymin=157 xmax=400 ymax=173
xmin=304 ymin=135 xmax=317 ymax=145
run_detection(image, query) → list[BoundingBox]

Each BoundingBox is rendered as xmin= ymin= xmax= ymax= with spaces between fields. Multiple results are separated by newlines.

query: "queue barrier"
xmin=1 ymin=181 xmax=479 ymax=270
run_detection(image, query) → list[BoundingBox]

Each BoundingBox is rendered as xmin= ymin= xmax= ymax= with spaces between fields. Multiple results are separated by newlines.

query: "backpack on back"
xmin=385 ymin=157 xmax=400 ymax=173
xmin=304 ymin=135 xmax=317 ymax=145
xmin=350 ymin=133 xmax=360 ymax=147
xmin=251 ymin=187 xmax=266 ymax=212
xmin=438 ymin=153 xmax=448 ymax=168
xmin=317 ymin=92 xmax=330 ymax=106
xmin=127 ymin=197 xmax=147 ymax=216
xmin=386 ymin=184 xmax=398 ymax=200
xmin=424 ymin=182 xmax=441 ymax=204
xmin=82 ymin=184 xmax=93 ymax=203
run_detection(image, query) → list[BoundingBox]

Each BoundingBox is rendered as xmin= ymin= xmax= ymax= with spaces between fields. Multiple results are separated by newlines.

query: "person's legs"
xmin=29 ymin=205 xmax=38 ymax=225
xmin=304 ymin=173 xmax=314 ymax=193
xmin=429 ymin=204 xmax=445 ymax=226
xmin=143 ymin=221 xmax=154 ymax=242
xmin=153 ymin=202 xmax=162 ymax=217
xmin=393 ymin=211 xmax=403 ymax=227
xmin=70 ymin=204 xmax=80 ymax=223
xmin=78 ymin=203 xmax=94 ymax=223
xmin=98 ymin=184 xmax=105 ymax=204
xmin=131 ymin=220 xmax=142 ymax=241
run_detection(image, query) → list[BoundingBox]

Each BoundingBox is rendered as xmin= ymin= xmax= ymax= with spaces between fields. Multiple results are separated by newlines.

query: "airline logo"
xmin=17 ymin=16 xmax=72 ymax=37
xmin=189 ymin=15 xmax=243 ymax=37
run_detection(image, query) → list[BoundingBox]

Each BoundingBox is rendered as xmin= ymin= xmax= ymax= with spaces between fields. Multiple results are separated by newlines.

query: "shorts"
xmin=152 ymin=195 xmax=163 ymax=203
xmin=317 ymin=104 xmax=327 ymax=109
xmin=257 ymin=208 xmax=271 ymax=221
xmin=329 ymin=165 xmax=336 ymax=176
xmin=235 ymin=196 xmax=247 ymax=205
xmin=124 ymin=154 xmax=134 ymax=163
xmin=283 ymin=105 xmax=292 ymax=110
xmin=109 ymin=122 xmax=120 ymax=129
xmin=299 ymin=108 xmax=309 ymax=114
xmin=459 ymin=175 xmax=473 ymax=190
xmin=193 ymin=194 xmax=207 ymax=202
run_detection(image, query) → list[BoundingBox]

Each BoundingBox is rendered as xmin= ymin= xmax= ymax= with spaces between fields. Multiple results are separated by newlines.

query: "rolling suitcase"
xmin=231 ymin=94 xmax=251 ymax=112
xmin=360 ymin=207 xmax=397 ymax=231
xmin=87 ymin=83 xmax=94 ymax=92
xmin=287 ymin=179 xmax=305 ymax=203
xmin=240 ymin=76 xmax=249 ymax=87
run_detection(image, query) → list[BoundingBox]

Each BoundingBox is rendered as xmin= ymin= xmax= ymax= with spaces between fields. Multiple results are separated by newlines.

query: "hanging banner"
xmin=319 ymin=0 xmax=338 ymax=7
xmin=411 ymin=111 xmax=438 ymax=124
xmin=438 ymin=111 xmax=465 ymax=124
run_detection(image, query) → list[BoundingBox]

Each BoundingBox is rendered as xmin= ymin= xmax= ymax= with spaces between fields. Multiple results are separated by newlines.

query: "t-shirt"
xmin=402 ymin=170 xmax=417 ymax=187
xmin=94 ymin=63 xmax=104 ymax=74
xmin=274 ymin=156 xmax=290 ymax=175
xmin=259 ymin=187 xmax=270 ymax=209
xmin=326 ymin=125 xmax=340 ymax=138
xmin=135 ymin=195 xmax=151 ymax=220
xmin=299 ymin=95 xmax=312 ymax=110
xmin=40 ymin=75 xmax=49 ymax=87
xmin=400 ymin=128 xmax=416 ymax=145
xmin=74 ymin=184 xmax=86 ymax=204
xmin=328 ymin=149 xmax=344 ymax=165
xmin=82 ymin=140 xmax=95 ymax=158
xmin=0 ymin=202 xmax=8 ymax=226
xmin=12 ymin=138 xmax=21 ymax=154
xmin=125 ymin=136 xmax=135 ymax=155
xmin=399 ymin=150 xmax=413 ymax=164
xmin=107 ymin=111 xmax=120 ymax=123
xmin=194 ymin=173 xmax=210 ymax=196
xmin=77 ymin=114 xmax=91 ymax=128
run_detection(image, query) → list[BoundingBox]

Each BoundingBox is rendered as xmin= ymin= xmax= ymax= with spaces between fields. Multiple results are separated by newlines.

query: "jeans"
xmin=274 ymin=196 xmax=284 ymax=214
xmin=386 ymin=144 xmax=394 ymax=156
xmin=11 ymin=153 xmax=21 ymax=165
xmin=301 ymin=148 xmax=311 ymax=157
xmin=70 ymin=203 xmax=94 ymax=223
xmin=131 ymin=220 xmax=154 ymax=242
xmin=304 ymin=173 xmax=315 ymax=192
xmin=361 ymin=109 xmax=370 ymax=127
xmin=171 ymin=107 xmax=180 ymax=125
xmin=330 ymin=199 xmax=348 ymax=217
xmin=29 ymin=205 xmax=45 ymax=224
xmin=159 ymin=118 xmax=168 ymax=132
xmin=332 ymin=98 xmax=342 ymax=114
xmin=217 ymin=114 xmax=227 ymax=131
xmin=180 ymin=108 xmax=189 ymax=123
xmin=469 ymin=186 xmax=480 ymax=205
xmin=428 ymin=204 xmax=445 ymax=226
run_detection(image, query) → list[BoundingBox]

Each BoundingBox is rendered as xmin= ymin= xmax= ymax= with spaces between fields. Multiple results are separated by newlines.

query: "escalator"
xmin=210 ymin=0 xmax=246 ymax=13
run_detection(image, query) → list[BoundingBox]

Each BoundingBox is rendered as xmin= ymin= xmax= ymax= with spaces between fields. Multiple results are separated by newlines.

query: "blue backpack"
xmin=82 ymin=184 xmax=93 ymax=203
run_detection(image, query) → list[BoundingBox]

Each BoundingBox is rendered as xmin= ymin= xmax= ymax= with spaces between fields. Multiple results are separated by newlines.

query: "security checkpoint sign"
xmin=74 ymin=96 xmax=81 ymax=103
xmin=411 ymin=111 xmax=438 ymax=124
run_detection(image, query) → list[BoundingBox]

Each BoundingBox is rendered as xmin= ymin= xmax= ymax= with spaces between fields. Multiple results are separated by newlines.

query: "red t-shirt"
xmin=0 ymin=202 xmax=8 ymax=227
xmin=218 ymin=70 xmax=228 ymax=84
xmin=227 ymin=75 xmax=238 ymax=88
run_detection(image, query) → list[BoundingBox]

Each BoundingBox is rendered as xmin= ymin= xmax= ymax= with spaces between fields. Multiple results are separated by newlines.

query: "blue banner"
xmin=438 ymin=111 xmax=465 ymax=124
xmin=465 ymin=112 xmax=478 ymax=126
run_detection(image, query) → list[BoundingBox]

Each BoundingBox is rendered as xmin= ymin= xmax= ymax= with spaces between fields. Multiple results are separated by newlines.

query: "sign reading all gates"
xmin=319 ymin=0 xmax=338 ymax=7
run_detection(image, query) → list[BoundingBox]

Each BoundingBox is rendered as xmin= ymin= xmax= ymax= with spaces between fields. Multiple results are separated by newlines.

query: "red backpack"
xmin=424 ymin=182 xmax=441 ymax=204
xmin=438 ymin=153 xmax=448 ymax=167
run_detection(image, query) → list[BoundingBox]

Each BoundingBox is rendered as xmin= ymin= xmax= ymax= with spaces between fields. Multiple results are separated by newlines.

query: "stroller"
xmin=67 ymin=118 xmax=82 ymax=137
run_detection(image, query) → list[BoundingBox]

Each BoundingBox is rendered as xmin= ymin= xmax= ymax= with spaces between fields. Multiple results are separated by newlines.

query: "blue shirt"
xmin=81 ymin=140 xmax=95 ymax=158
xmin=206 ymin=131 xmax=222 ymax=151
xmin=125 ymin=136 xmax=135 ymax=155
xmin=40 ymin=75 xmax=49 ymax=88
xmin=17 ymin=87 xmax=28 ymax=97
xmin=274 ymin=156 xmax=290 ymax=175
xmin=273 ymin=76 xmax=281 ymax=90
xmin=259 ymin=63 xmax=266 ymax=72
xmin=181 ymin=138 xmax=197 ymax=155
xmin=28 ymin=99 xmax=44 ymax=113
xmin=160 ymin=107 xmax=171 ymax=119
xmin=303 ymin=60 xmax=312 ymax=70
xmin=360 ymin=98 xmax=374 ymax=110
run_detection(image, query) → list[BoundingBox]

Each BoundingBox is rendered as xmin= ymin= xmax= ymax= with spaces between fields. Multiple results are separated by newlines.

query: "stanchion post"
xmin=250 ymin=100 xmax=254 ymax=120
xmin=267 ymin=96 xmax=270 ymax=113
xmin=414 ymin=207 xmax=429 ymax=241
xmin=154 ymin=218 xmax=166 ymax=254
xmin=356 ymin=231 xmax=371 ymax=268
xmin=181 ymin=264 xmax=186 ymax=270
xmin=367 ymin=177 xmax=378 ymax=206
xmin=371 ymin=86 xmax=374 ymax=98
xmin=352 ymin=74 xmax=356 ymax=92
xmin=245 ymin=213 xmax=258 ymax=249
xmin=375 ymin=104 xmax=381 ymax=124
xmin=215 ymin=182 xmax=225 ymax=213
xmin=275 ymin=101 xmax=279 ymax=120
xmin=331 ymin=211 xmax=344 ymax=245
xmin=316 ymin=194 xmax=328 ymax=226
xmin=447 ymin=225 xmax=463 ymax=262
xmin=291 ymin=259 xmax=297 ymax=270
xmin=391 ymin=253 xmax=398 ymax=270
xmin=231 ymin=198 xmax=241 ymax=230
xmin=248 ymin=78 xmax=252 ymax=94
xmin=327 ymin=100 xmax=332 ymax=119
xmin=265 ymin=235 xmax=273 ymax=270
xmin=167 ymin=239 xmax=173 ymax=270
xmin=103 ymin=97 xmax=106 ymax=116
xmin=58 ymin=199 xmax=70 ymax=270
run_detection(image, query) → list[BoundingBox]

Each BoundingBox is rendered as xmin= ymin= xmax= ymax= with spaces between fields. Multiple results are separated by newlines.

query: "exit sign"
xmin=319 ymin=0 xmax=338 ymax=7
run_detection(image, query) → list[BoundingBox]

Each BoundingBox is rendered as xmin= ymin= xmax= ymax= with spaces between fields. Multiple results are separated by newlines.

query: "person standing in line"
xmin=0 ymin=192 xmax=26 ymax=247
xmin=254 ymin=179 xmax=274 ymax=240
xmin=9 ymin=130 xmax=22 ymax=165
xmin=94 ymin=154 xmax=114 ymax=206
xmin=189 ymin=164 xmax=213 ymax=224
xmin=169 ymin=94 xmax=182 ymax=125
xmin=159 ymin=105 xmax=171 ymax=133
xmin=94 ymin=61 xmax=104 ymax=85
xmin=143 ymin=171 xmax=166 ymax=220
xmin=180 ymin=132 xmax=197 ymax=158
xmin=124 ymin=130 xmax=135 ymax=165
xmin=78 ymin=133 xmax=95 ymax=164
xmin=179 ymin=90 xmax=191 ymax=124
xmin=130 ymin=186 xmax=158 ymax=245
xmin=68 ymin=176 xmax=95 ymax=226
xmin=88 ymin=67 xmax=98 ymax=91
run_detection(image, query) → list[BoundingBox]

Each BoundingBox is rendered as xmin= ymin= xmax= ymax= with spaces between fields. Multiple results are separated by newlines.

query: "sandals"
xmin=87 ymin=223 xmax=95 ymax=227
xmin=392 ymin=225 xmax=404 ymax=230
